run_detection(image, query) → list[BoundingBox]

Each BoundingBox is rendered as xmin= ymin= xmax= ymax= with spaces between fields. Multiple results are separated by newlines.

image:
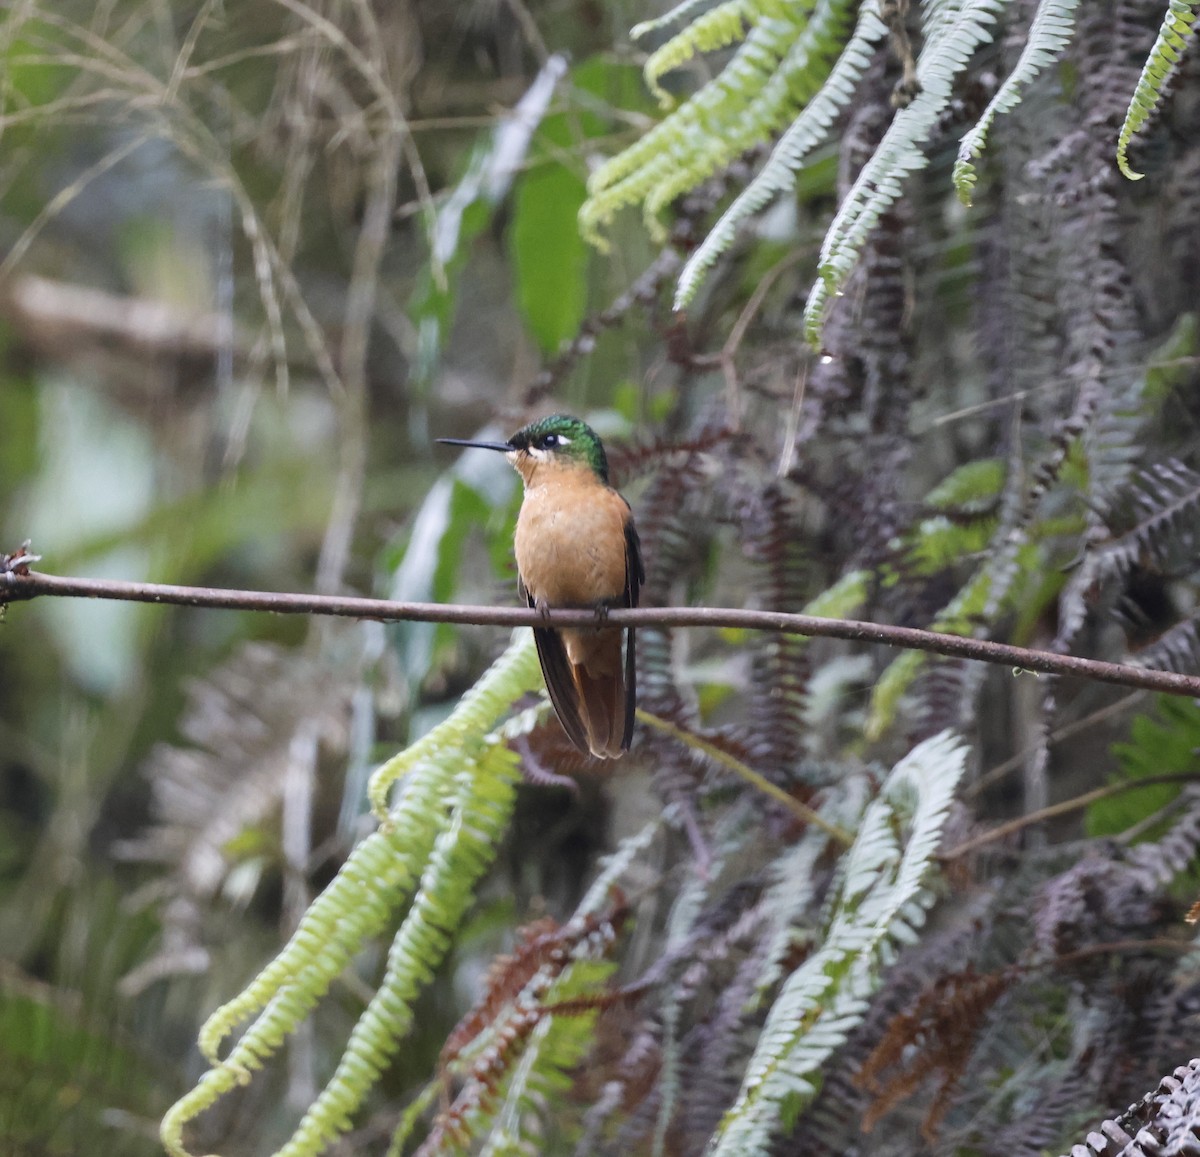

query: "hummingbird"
xmin=438 ymin=414 xmax=644 ymax=758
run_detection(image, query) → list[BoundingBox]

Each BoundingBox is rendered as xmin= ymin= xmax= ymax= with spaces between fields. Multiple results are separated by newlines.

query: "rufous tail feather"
xmin=565 ymin=629 xmax=627 ymax=759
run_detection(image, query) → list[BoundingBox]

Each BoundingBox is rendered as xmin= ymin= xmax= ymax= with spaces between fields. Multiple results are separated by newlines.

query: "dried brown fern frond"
xmin=855 ymin=963 xmax=1021 ymax=1140
xmin=423 ymin=898 xmax=629 ymax=1156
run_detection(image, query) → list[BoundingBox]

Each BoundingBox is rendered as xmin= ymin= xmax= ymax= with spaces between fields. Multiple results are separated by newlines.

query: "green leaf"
xmin=6 ymin=28 xmax=76 ymax=108
xmin=710 ymin=732 xmax=967 ymax=1156
xmin=511 ymin=163 xmax=589 ymax=353
xmin=1086 ymin=696 xmax=1196 ymax=836
xmin=906 ymin=515 xmax=997 ymax=574
xmin=411 ymin=55 xmax=569 ymax=388
xmin=924 ymin=458 xmax=1006 ymax=512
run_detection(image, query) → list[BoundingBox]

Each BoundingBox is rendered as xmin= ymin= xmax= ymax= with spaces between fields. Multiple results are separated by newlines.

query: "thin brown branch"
xmin=965 ymin=691 xmax=1147 ymax=798
xmin=943 ymin=772 xmax=1200 ymax=859
xmin=5 ymin=565 xmax=1200 ymax=699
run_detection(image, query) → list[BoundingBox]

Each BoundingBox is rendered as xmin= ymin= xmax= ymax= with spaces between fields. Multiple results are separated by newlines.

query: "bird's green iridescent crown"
xmin=510 ymin=414 xmax=609 ymax=483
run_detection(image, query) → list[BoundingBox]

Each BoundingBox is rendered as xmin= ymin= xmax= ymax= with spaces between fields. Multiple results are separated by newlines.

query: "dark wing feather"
xmin=521 ymin=578 xmax=590 ymax=753
xmin=621 ymin=513 xmax=644 ymax=750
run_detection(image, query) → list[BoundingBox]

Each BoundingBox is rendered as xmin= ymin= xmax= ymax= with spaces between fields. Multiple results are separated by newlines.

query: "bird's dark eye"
xmin=538 ymin=434 xmax=561 ymax=449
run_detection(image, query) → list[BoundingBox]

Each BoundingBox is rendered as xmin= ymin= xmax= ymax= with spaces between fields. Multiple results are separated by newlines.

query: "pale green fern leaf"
xmin=801 ymin=567 xmax=871 ymax=619
xmin=805 ymin=0 xmax=1005 ymax=341
xmin=476 ymin=957 xmax=618 ymax=1156
xmin=1117 ymin=0 xmax=1198 ymax=179
xmin=369 ymin=631 xmax=541 ymax=817
xmin=955 ymin=0 xmax=1081 ymax=204
xmin=430 ymin=861 xmax=638 ymax=1156
xmin=640 ymin=0 xmax=758 ymax=106
xmin=633 ymin=0 xmax=737 ymax=40
xmin=674 ymin=4 xmax=888 ymax=309
xmin=709 ymin=731 xmax=967 ymax=1156
xmin=384 ymin=820 xmax=659 ymax=1157
xmin=584 ymin=12 xmax=803 ymax=208
xmin=161 ymin=636 xmax=540 ymax=1157
xmin=924 ymin=458 xmax=1006 ymax=510
xmin=276 ymin=744 xmax=521 ymax=1157
xmin=582 ymin=0 xmax=851 ymax=247
xmin=642 ymin=0 xmax=853 ymax=226
xmin=754 ymin=771 xmax=874 ymax=1000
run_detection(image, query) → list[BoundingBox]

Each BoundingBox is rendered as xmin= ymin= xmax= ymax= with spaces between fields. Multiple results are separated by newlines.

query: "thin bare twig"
xmin=635 ymin=708 xmax=855 ymax=844
xmin=6 ymin=567 xmax=1200 ymax=700
xmin=943 ymin=772 xmax=1200 ymax=859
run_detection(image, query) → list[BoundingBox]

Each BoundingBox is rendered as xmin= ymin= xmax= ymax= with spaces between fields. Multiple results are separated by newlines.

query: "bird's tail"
xmin=572 ymin=643 xmax=627 ymax=759
xmin=535 ymin=625 xmax=634 ymax=759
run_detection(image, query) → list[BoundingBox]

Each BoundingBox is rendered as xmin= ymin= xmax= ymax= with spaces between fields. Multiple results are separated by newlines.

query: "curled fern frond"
xmin=279 ymin=744 xmax=522 ymax=1157
xmin=369 ymin=632 xmax=542 ymax=818
xmin=632 ymin=0 xmax=738 ymax=41
xmin=1117 ymin=0 xmax=1199 ymax=180
xmin=640 ymin=0 xmax=758 ymax=107
xmin=954 ymin=0 xmax=1082 ymax=205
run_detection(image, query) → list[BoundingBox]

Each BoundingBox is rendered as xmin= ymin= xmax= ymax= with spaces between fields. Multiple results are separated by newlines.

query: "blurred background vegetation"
xmin=1 ymin=0 xmax=1199 ymax=1154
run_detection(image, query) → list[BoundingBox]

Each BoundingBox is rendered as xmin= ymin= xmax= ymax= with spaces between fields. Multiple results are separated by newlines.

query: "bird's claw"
xmin=535 ymin=596 xmax=552 ymax=623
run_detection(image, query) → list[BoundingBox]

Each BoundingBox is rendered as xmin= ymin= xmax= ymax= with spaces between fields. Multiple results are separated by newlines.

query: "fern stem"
xmin=635 ymin=708 xmax=854 ymax=842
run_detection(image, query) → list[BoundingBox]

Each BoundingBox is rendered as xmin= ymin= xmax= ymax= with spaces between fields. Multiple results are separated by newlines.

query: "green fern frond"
xmin=383 ymin=820 xmax=659 ymax=1157
xmin=954 ymin=0 xmax=1080 ymax=203
xmin=1117 ymin=0 xmax=1198 ymax=179
xmin=369 ymin=632 xmax=541 ymax=818
xmin=907 ymin=515 xmax=998 ymax=574
xmin=279 ymin=745 xmax=521 ymax=1157
xmin=640 ymin=0 xmax=758 ymax=107
xmin=650 ymin=0 xmax=853 ymax=218
xmin=581 ymin=0 xmax=852 ymax=248
xmin=475 ymin=956 xmax=618 ymax=1156
xmin=802 ymin=568 xmax=871 ymax=618
xmin=754 ymin=772 xmax=874 ymax=1000
xmin=805 ymin=0 xmax=1006 ymax=341
xmin=924 ymin=458 xmax=1007 ymax=511
xmin=641 ymin=1 xmax=850 ymax=226
xmin=584 ymin=13 xmax=803 ymax=225
xmin=673 ymin=3 xmax=887 ymax=308
xmin=709 ymin=732 xmax=967 ymax=1156
xmin=632 ymin=0 xmax=740 ymax=40
xmin=161 ymin=636 xmax=540 ymax=1157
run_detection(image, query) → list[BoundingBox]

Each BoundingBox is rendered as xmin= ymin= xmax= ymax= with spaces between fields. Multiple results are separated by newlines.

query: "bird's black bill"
xmin=436 ymin=437 xmax=514 ymax=453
